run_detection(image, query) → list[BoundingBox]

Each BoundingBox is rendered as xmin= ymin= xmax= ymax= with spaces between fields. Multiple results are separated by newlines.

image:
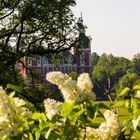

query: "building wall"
xmin=20 ymin=47 xmax=92 ymax=86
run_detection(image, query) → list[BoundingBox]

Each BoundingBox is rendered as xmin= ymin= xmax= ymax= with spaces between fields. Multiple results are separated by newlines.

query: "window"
xmin=37 ymin=60 xmax=41 ymax=66
xmin=28 ymin=58 xmax=32 ymax=65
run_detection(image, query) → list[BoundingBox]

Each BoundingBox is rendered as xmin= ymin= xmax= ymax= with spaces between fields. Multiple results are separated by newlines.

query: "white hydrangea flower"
xmin=46 ymin=71 xmax=95 ymax=103
xmin=44 ymin=98 xmax=62 ymax=120
xmin=46 ymin=71 xmax=71 ymax=87
xmin=0 ymin=87 xmax=32 ymax=138
xmin=46 ymin=71 xmax=78 ymax=102
xmin=0 ymin=87 xmax=20 ymax=137
xmin=77 ymin=73 xmax=93 ymax=92
xmin=83 ymin=127 xmax=100 ymax=140
xmin=81 ymin=110 xmax=120 ymax=140
xmin=14 ymin=97 xmax=26 ymax=107
xmin=102 ymin=110 xmax=120 ymax=139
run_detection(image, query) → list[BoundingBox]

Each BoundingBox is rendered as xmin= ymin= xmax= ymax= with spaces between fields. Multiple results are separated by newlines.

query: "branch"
xmin=0 ymin=0 xmax=20 ymax=20
xmin=16 ymin=19 xmax=24 ymax=53
xmin=54 ymin=37 xmax=79 ymax=53
xmin=104 ymin=88 xmax=113 ymax=104
xmin=0 ymin=23 xmax=19 ymax=41
xmin=0 ymin=9 xmax=14 ymax=20
xmin=27 ymin=36 xmax=79 ymax=56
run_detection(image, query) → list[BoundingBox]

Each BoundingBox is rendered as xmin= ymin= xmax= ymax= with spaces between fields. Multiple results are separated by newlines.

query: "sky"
xmin=72 ymin=0 xmax=140 ymax=59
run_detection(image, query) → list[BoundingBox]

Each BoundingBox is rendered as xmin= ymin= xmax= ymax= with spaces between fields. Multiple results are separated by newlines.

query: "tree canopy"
xmin=0 ymin=0 xmax=80 ymax=65
xmin=132 ymin=53 xmax=140 ymax=76
xmin=92 ymin=54 xmax=132 ymax=100
xmin=116 ymin=73 xmax=140 ymax=94
xmin=0 ymin=0 xmax=88 ymax=87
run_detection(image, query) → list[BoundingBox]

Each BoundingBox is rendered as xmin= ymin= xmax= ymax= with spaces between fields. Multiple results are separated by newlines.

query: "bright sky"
xmin=72 ymin=0 xmax=140 ymax=59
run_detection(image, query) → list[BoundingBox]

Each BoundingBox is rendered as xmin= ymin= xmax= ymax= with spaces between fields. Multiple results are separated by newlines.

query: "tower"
xmin=75 ymin=13 xmax=92 ymax=74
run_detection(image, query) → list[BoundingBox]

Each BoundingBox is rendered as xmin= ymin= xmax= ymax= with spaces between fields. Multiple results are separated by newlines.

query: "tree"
xmin=91 ymin=52 xmax=100 ymax=67
xmin=0 ymin=0 xmax=80 ymax=60
xmin=132 ymin=53 xmax=140 ymax=76
xmin=92 ymin=54 xmax=131 ymax=100
xmin=0 ymin=0 xmax=84 ymax=87
xmin=116 ymin=73 xmax=140 ymax=94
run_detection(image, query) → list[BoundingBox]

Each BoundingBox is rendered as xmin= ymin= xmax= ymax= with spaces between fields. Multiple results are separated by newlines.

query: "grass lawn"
xmin=94 ymin=101 xmax=140 ymax=139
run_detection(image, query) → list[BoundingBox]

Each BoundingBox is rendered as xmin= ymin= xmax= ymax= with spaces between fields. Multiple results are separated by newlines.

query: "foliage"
xmin=92 ymin=54 xmax=132 ymax=99
xmin=116 ymin=73 xmax=140 ymax=94
xmin=0 ymin=0 xmax=85 ymax=88
xmin=132 ymin=53 xmax=140 ymax=76
xmin=68 ymin=71 xmax=79 ymax=80
xmin=0 ymin=65 xmax=25 ymax=88
xmin=114 ymin=85 xmax=140 ymax=139
xmin=91 ymin=52 xmax=100 ymax=67
xmin=0 ymin=71 xmax=140 ymax=139
xmin=0 ymin=0 xmax=78 ymax=57
xmin=6 ymin=83 xmax=63 ymax=110
xmin=0 ymin=0 xmax=92 ymax=106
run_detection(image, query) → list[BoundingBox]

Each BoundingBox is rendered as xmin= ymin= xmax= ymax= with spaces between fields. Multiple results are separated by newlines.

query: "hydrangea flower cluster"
xmin=0 ymin=87 xmax=32 ymax=139
xmin=46 ymin=71 xmax=78 ymax=102
xmin=77 ymin=73 xmax=95 ymax=102
xmin=46 ymin=71 xmax=95 ymax=103
xmin=77 ymin=73 xmax=93 ymax=93
xmin=85 ymin=110 xmax=120 ymax=140
xmin=44 ymin=98 xmax=62 ymax=120
xmin=45 ymin=72 xmax=120 ymax=139
xmin=44 ymin=71 xmax=95 ymax=120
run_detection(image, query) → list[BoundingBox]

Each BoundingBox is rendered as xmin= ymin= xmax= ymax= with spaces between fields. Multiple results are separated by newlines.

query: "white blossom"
xmin=82 ymin=110 xmax=120 ymax=140
xmin=101 ymin=110 xmax=120 ymax=139
xmin=44 ymin=98 xmax=62 ymax=120
xmin=77 ymin=73 xmax=93 ymax=92
xmin=46 ymin=71 xmax=77 ymax=102
xmin=46 ymin=71 xmax=95 ymax=103
xmin=0 ymin=87 xmax=32 ymax=138
xmin=13 ymin=97 xmax=25 ymax=107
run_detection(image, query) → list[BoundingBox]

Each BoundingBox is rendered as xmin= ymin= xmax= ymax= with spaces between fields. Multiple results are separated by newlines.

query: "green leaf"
xmin=86 ymin=104 xmax=99 ymax=119
xmin=25 ymin=101 xmax=36 ymax=111
xmin=137 ymin=103 xmax=140 ymax=109
xmin=62 ymin=102 xmax=74 ymax=117
xmin=98 ymin=103 xmax=110 ymax=109
xmin=6 ymin=84 xmax=22 ymax=93
xmin=44 ymin=128 xmax=60 ymax=140
xmin=32 ymin=112 xmax=46 ymax=121
xmin=118 ymin=87 xmax=130 ymax=97
xmin=113 ymin=100 xmax=125 ymax=108
xmin=35 ymin=131 xmax=41 ymax=140
xmin=125 ymin=99 xmax=131 ymax=111
xmin=9 ymin=91 xmax=15 ymax=97
xmin=131 ymin=98 xmax=138 ymax=118
xmin=70 ymin=109 xmax=84 ymax=125
xmin=132 ymin=116 xmax=140 ymax=130
xmin=29 ymin=133 xmax=33 ymax=140
xmin=122 ymin=119 xmax=132 ymax=131
xmin=133 ymin=85 xmax=140 ymax=90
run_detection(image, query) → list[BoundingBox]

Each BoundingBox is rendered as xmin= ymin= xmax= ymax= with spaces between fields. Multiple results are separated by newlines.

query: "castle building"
xmin=22 ymin=42 xmax=92 ymax=86
xmin=20 ymin=16 xmax=92 ymax=86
